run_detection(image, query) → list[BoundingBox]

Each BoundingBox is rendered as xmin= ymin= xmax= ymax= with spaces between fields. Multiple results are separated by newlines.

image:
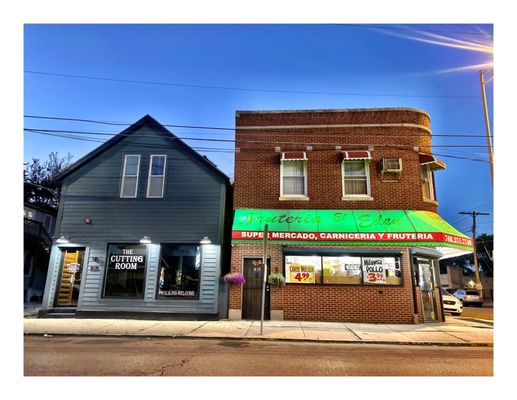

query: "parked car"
xmin=452 ymin=289 xmax=484 ymax=307
xmin=441 ymin=288 xmax=463 ymax=316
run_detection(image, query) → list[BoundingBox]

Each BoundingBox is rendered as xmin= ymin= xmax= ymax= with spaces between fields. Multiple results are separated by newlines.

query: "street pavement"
xmin=24 ymin=312 xmax=493 ymax=346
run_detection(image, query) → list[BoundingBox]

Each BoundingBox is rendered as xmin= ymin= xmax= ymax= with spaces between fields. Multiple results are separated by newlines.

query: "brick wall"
xmin=230 ymin=243 xmax=425 ymax=324
xmin=234 ymin=108 xmax=439 ymax=211
xmin=230 ymin=108 xmax=444 ymax=324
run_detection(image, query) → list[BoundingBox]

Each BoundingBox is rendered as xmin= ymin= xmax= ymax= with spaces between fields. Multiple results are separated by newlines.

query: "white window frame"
xmin=421 ymin=164 xmax=435 ymax=201
xmin=120 ymin=154 xmax=141 ymax=198
xmin=146 ymin=154 xmax=167 ymax=198
xmin=280 ymin=159 xmax=308 ymax=199
xmin=341 ymin=159 xmax=372 ymax=200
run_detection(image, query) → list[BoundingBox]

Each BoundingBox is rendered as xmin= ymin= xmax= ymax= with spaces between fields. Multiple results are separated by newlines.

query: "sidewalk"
xmin=24 ymin=315 xmax=493 ymax=346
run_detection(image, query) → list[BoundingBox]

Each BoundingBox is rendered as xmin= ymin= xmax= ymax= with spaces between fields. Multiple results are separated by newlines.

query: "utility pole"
xmin=260 ymin=224 xmax=269 ymax=335
xmin=459 ymin=211 xmax=490 ymax=298
xmin=480 ymin=69 xmax=494 ymax=189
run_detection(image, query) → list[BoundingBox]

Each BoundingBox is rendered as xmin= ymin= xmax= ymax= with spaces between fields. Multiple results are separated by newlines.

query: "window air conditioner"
xmin=381 ymin=158 xmax=402 ymax=173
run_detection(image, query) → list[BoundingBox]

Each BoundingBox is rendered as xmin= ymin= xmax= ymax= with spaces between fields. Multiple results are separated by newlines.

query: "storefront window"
xmin=285 ymin=255 xmax=321 ymax=284
xmin=284 ymin=252 xmax=402 ymax=286
xmin=104 ymin=244 xmax=147 ymax=298
xmin=323 ymin=256 xmax=362 ymax=284
xmin=157 ymin=244 xmax=201 ymax=299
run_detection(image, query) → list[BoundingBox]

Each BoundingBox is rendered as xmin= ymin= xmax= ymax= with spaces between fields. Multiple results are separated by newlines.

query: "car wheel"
xmin=452 ymin=312 xmax=462 ymax=316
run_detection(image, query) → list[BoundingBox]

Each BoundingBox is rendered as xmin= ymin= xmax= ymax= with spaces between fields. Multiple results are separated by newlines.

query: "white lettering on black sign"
xmin=108 ymin=245 xmax=146 ymax=271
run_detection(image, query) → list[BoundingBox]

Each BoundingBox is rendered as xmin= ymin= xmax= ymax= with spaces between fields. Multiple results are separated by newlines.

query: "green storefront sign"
xmin=231 ymin=209 xmax=473 ymax=250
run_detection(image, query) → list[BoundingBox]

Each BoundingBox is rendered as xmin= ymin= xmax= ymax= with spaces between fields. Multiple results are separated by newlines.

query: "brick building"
xmin=229 ymin=107 xmax=473 ymax=324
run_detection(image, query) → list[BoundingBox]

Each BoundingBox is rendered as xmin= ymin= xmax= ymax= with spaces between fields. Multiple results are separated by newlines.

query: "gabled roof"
xmin=53 ymin=114 xmax=230 ymax=183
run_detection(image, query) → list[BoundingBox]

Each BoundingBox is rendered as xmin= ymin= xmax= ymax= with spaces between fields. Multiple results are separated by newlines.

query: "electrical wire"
xmin=24 ymin=115 xmax=491 ymax=138
xmin=25 ymin=129 xmax=491 ymax=163
xmin=24 ymin=70 xmax=488 ymax=99
xmin=24 ymin=127 xmax=493 ymax=149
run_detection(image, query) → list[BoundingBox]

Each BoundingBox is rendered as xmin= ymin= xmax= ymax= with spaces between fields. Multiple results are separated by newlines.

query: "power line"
xmin=24 ymin=70 xmax=486 ymax=99
xmin=24 ymin=114 xmax=492 ymax=138
xmin=24 ymin=127 xmax=493 ymax=149
xmin=25 ymin=129 xmax=491 ymax=163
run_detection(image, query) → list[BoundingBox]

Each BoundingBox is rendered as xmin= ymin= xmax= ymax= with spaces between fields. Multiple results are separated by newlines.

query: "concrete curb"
xmin=23 ymin=332 xmax=494 ymax=347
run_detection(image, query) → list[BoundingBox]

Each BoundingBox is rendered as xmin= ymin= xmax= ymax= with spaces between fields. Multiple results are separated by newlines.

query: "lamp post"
xmin=480 ymin=69 xmax=494 ymax=189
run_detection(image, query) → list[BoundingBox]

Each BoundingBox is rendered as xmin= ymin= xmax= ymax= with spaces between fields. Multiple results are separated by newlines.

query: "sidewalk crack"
xmin=343 ymin=324 xmax=362 ymax=340
xmin=187 ymin=321 xmax=209 ymax=335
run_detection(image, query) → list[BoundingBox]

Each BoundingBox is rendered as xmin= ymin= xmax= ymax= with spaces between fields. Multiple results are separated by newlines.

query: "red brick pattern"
xmin=231 ymin=243 xmax=419 ymax=324
xmin=231 ymin=108 xmax=444 ymax=324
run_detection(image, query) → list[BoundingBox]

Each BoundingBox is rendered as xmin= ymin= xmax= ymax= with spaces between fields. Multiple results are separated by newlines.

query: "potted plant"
xmin=267 ymin=272 xmax=286 ymax=287
xmin=223 ymin=272 xmax=246 ymax=285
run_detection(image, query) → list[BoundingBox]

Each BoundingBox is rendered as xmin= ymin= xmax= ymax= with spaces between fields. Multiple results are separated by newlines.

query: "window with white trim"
xmin=420 ymin=164 xmax=435 ymax=200
xmin=120 ymin=155 xmax=141 ymax=198
xmin=342 ymin=160 xmax=370 ymax=196
xmin=281 ymin=159 xmax=307 ymax=196
xmin=147 ymin=155 xmax=167 ymax=198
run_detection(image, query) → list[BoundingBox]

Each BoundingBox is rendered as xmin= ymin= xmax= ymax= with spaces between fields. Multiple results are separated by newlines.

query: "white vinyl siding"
xmin=120 ymin=155 xmax=141 ymax=198
xmin=342 ymin=160 xmax=370 ymax=196
xmin=281 ymin=160 xmax=307 ymax=196
xmin=147 ymin=155 xmax=167 ymax=198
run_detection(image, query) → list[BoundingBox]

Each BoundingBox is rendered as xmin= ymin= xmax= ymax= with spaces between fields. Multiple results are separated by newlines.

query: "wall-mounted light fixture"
xmin=140 ymin=236 xmax=152 ymax=244
xmin=56 ymin=236 xmax=69 ymax=244
xmin=200 ymin=236 xmax=212 ymax=245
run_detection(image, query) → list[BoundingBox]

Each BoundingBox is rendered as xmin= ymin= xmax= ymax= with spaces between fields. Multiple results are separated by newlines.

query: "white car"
xmin=441 ymin=288 xmax=463 ymax=316
xmin=452 ymin=289 xmax=483 ymax=307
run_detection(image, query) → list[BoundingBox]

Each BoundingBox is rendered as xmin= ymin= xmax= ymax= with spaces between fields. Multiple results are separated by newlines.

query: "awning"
xmin=419 ymin=153 xmax=446 ymax=170
xmin=281 ymin=152 xmax=307 ymax=161
xmin=232 ymin=209 xmax=473 ymax=251
xmin=341 ymin=150 xmax=372 ymax=160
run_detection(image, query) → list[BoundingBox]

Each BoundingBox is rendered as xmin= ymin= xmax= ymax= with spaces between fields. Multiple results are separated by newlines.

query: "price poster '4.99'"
xmin=288 ymin=264 xmax=315 ymax=283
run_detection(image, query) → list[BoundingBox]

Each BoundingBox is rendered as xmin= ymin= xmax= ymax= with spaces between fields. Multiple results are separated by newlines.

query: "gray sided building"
xmin=39 ymin=115 xmax=232 ymax=319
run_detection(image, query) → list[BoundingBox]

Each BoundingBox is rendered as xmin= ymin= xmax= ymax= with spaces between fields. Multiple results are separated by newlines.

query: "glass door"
xmin=417 ymin=258 xmax=437 ymax=322
xmin=55 ymin=248 xmax=85 ymax=307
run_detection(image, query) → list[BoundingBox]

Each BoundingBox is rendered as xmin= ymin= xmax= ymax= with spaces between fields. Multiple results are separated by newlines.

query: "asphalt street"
xmin=458 ymin=306 xmax=494 ymax=321
xmin=24 ymin=336 xmax=493 ymax=376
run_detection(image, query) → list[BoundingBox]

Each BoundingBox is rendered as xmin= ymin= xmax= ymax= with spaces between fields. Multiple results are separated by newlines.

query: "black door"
xmin=242 ymin=258 xmax=270 ymax=320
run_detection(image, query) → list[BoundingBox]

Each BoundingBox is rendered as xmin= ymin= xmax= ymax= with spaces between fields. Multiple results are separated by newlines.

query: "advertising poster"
xmin=362 ymin=257 xmax=386 ymax=284
xmin=289 ymin=264 xmax=315 ymax=283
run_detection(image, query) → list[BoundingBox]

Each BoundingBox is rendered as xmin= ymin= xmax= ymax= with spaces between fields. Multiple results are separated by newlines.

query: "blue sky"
xmin=23 ymin=23 xmax=494 ymax=236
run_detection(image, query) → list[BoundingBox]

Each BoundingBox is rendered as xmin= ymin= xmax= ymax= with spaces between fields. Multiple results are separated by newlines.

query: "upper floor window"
xmin=120 ymin=155 xmax=141 ymax=198
xmin=341 ymin=151 xmax=372 ymax=198
xmin=420 ymin=164 xmax=435 ymax=200
xmin=280 ymin=152 xmax=307 ymax=198
xmin=147 ymin=155 xmax=167 ymax=198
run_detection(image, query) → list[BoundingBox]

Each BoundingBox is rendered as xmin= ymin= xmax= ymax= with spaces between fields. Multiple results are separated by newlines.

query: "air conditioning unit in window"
xmin=381 ymin=158 xmax=402 ymax=173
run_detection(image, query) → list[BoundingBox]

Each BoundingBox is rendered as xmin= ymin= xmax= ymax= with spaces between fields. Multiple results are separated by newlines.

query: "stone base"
xmin=228 ymin=309 xmax=242 ymax=320
xmin=271 ymin=310 xmax=284 ymax=320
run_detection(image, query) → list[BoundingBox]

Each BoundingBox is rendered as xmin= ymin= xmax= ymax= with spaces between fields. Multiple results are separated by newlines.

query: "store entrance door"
xmin=242 ymin=258 xmax=270 ymax=320
xmin=417 ymin=258 xmax=437 ymax=322
xmin=54 ymin=248 xmax=85 ymax=307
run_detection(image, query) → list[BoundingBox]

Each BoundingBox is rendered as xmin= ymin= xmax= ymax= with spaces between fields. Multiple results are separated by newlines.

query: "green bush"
xmin=267 ymin=272 xmax=286 ymax=287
